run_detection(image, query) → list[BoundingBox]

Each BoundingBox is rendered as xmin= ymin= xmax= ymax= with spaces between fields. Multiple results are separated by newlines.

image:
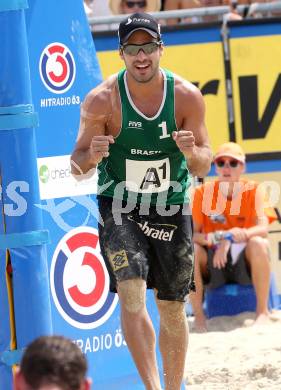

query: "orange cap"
xmin=214 ymin=142 xmax=245 ymax=163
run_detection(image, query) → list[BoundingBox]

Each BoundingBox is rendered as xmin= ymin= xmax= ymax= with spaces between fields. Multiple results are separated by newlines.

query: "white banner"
xmin=37 ymin=155 xmax=97 ymax=200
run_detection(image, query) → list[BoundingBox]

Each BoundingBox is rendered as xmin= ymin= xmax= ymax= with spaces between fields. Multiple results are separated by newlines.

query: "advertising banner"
xmin=0 ymin=2 xmax=52 ymax=389
xmin=25 ymin=1 xmax=162 ymax=388
xmin=229 ymin=23 xmax=281 ymax=156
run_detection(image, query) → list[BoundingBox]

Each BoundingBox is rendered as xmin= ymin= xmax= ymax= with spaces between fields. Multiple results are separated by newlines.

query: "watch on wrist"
xmin=214 ymin=230 xmax=224 ymax=243
xmin=213 ymin=230 xmax=233 ymax=244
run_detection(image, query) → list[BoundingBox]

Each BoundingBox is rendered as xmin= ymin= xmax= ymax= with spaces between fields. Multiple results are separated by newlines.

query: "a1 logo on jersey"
xmin=50 ymin=227 xmax=118 ymax=329
xmin=126 ymin=157 xmax=170 ymax=193
xmin=39 ymin=42 xmax=76 ymax=94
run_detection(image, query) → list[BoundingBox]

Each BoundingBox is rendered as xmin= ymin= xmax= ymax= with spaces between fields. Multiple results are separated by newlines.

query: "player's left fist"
xmin=172 ymin=130 xmax=195 ymax=157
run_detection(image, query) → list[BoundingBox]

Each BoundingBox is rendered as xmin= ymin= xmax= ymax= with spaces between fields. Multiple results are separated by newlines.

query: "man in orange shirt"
xmin=190 ymin=142 xmax=276 ymax=331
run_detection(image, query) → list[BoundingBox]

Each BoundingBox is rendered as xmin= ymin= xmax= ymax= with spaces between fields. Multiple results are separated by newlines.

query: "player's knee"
xmin=117 ymin=279 xmax=146 ymax=313
xmin=157 ymin=300 xmax=186 ymax=334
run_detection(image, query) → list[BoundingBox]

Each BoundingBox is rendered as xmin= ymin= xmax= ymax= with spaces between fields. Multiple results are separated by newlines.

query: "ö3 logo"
xmin=50 ymin=227 xmax=118 ymax=329
xmin=39 ymin=42 xmax=76 ymax=94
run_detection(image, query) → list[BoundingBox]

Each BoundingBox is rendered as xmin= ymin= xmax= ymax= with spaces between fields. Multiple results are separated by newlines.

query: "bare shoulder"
xmin=81 ymin=74 xmax=119 ymax=120
xmin=172 ymin=73 xmax=205 ymax=125
xmin=174 ymin=73 xmax=204 ymax=108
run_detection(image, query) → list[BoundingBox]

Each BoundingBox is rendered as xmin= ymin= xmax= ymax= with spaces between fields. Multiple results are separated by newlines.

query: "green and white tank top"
xmin=98 ymin=68 xmax=192 ymax=206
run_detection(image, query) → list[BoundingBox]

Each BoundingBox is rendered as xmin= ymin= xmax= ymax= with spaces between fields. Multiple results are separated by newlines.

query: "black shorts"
xmin=97 ymin=196 xmax=195 ymax=302
xmin=204 ymin=247 xmax=252 ymax=289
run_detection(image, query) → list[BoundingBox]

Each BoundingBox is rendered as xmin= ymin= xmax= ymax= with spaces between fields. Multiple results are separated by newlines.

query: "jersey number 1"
xmin=159 ymin=121 xmax=170 ymax=139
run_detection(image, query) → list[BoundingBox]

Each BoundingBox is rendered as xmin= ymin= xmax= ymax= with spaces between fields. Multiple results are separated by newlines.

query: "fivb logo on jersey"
xmin=39 ymin=42 xmax=80 ymax=108
xmin=127 ymin=121 xmax=143 ymax=130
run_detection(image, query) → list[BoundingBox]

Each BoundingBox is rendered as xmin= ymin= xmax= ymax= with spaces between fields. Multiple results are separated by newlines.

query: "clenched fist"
xmin=172 ymin=130 xmax=195 ymax=158
xmin=90 ymin=135 xmax=114 ymax=165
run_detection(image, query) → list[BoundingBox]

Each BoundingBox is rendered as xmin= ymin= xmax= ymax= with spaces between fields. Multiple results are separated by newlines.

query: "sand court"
xmin=184 ymin=311 xmax=281 ymax=389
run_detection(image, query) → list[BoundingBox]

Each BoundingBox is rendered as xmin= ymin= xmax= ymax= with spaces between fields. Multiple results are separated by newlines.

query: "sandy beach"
xmin=184 ymin=311 xmax=281 ymax=390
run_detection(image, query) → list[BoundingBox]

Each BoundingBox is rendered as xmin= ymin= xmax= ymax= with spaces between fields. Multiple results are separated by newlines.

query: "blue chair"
xmin=204 ymin=273 xmax=280 ymax=318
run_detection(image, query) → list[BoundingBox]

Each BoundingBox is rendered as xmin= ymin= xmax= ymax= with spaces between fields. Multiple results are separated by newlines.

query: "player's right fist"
xmin=89 ymin=135 xmax=114 ymax=165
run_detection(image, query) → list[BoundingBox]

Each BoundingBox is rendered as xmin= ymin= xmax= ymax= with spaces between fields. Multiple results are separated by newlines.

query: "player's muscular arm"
xmin=70 ymin=83 xmax=115 ymax=179
xmin=173 ymin=81 xmax=212 ymax=178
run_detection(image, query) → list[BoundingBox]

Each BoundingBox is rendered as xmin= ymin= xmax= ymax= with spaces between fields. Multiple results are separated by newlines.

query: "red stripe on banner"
xmin=49 ymin=55 xmax=68 ymax=83
xmin=67 ymin=232 xmax=98 ymax=252
xmin=68 ymin=252 xmax=105 ymax=307
xmin=48 ymin=44 xmax=64 ymax=54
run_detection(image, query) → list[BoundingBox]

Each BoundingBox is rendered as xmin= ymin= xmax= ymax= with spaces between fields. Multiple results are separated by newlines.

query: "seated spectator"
xmin=200 ymin=0 xmax=226 ymax=22
xmin=249 ymin=0 xmax=271 ymax=19
xmin=109 ymin=0 xmax=161 ymax=15
xmin=164 ymin=0 xmax=240 ymax=25
xmin=84 ymin=0 xmax=93 ymax=17
xmin=13 ymin=335 xmax=91 ymax=390
xmin=223 ymin=0 xmax=243 ymax=21
xmin=84 ymin=0 xmax=113 ymax=31
xmin=163 ymin=0 xmax=202 ymax=25
xmin=190 ymin=142 xmax=277 ymax=331
xmin=229 ymin=0 xmax=269 ymax=19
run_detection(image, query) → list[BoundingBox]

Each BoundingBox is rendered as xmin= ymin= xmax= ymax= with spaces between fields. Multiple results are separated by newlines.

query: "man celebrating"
xmin=71 ymin=12 xmax=211 ymax=389
xmin=190 ymin=142 xmax=277 ymax=331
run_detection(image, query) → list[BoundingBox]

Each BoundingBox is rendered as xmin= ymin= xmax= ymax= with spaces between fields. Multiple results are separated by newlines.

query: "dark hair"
xmin=20 ymin=335 xmax=87 ymax=390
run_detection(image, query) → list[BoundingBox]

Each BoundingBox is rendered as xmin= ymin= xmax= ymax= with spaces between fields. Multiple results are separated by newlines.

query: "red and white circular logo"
xmin=39 ymin=42 xmax=76 ymax=94
xmin=50 ymin=227 xmax=118 ymax=329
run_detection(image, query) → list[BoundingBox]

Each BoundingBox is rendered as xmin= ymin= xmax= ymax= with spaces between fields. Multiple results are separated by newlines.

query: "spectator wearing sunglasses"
xmin=190 ymin=142 xmax=277 ymax=332
xmin=109 ymin=0 xmax=161 ymax=15
xmin=71 ymin=11 xmax=212 ymax=390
